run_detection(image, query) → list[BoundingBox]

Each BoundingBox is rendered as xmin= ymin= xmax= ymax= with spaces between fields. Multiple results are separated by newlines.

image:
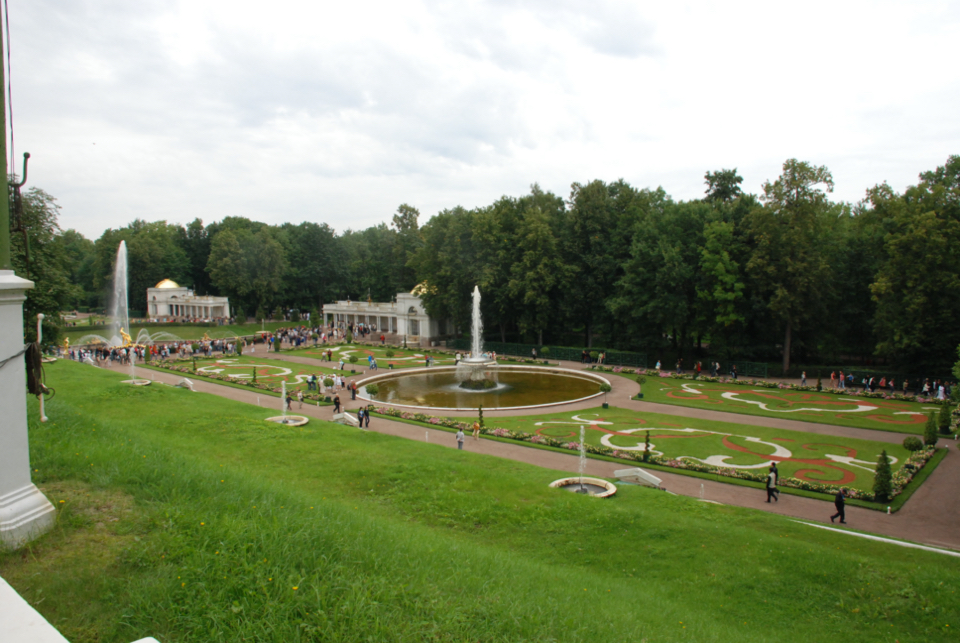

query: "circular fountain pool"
xmin=359 ymin=365 xmax=608 ymax=411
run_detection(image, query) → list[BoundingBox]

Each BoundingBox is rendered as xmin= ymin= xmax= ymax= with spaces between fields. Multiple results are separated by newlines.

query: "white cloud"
xmin=6 ymin=0 xmax=960 ymax=238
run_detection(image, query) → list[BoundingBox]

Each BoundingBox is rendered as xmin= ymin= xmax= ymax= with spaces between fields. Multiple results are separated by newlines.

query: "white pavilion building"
xmin=147 ymin=279 xmax=231 ymax=321
xmin=322 ymin=287 xmax=450 ymax=347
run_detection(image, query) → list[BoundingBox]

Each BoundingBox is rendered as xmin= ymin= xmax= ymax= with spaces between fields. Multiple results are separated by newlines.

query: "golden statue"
xmin=62 ymin=337 xmax=70 ymax=350
xmin=202 ymin=332 xmax=211 ymax=341
xmin=120 ymin=328 xmax=133 ymax=347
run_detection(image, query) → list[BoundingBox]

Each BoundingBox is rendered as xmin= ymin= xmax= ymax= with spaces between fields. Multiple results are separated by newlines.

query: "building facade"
xmin=147 ymin=279 xmax=230 ymax=321
xmin=322 ymin=290 xmax=450 ymax=347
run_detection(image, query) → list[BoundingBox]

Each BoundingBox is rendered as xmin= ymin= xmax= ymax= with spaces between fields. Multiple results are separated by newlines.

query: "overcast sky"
xmin=8 ymin=0 xmax=960 ymax=240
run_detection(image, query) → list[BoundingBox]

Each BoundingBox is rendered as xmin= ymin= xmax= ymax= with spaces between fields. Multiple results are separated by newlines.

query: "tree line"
xmin=11 ymin=155 xmax=960 ymax=374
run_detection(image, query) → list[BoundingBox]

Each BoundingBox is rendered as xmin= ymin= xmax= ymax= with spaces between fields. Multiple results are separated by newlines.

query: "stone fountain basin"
xmin=356 ymin=365 xmax=610 ymax=411
xmin=549 ymin=477 xmax=617 ymax=498
xmin=121 ymin=379 xmax=152 ymax=386
xmin=265 ymin=415 xmax=309 ymax=427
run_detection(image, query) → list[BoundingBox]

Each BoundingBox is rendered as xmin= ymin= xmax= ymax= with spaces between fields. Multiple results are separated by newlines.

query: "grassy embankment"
xmin=2 ymin=360 xmax=957 ymax=642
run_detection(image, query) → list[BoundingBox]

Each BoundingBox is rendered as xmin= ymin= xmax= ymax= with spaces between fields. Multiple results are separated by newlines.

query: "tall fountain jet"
xmin=110 ymin=241 xmax=130 ymax=348
xmin=470 ymin=285 xmax=483 ymax=359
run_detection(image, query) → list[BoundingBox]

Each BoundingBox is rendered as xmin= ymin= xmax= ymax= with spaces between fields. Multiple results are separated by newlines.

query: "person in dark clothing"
xmin=350 ymin=382 xmax=356 ymax=400
xmin=333 ymin=394 xmax=341 ymax=414
xmin=765 ymin=465 xmax=779 ymax=502
xmin=364 ymin=408 xmax=371 ymax=428
xmin=830 ymin=490 xmax=846 ymax=524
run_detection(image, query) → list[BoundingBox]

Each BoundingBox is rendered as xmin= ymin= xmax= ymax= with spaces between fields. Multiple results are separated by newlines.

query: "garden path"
xmin=118 ymin=358 xmax=960 ymax=552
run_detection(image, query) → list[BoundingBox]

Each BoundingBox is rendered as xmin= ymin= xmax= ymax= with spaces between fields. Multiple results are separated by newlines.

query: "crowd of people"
xmin=824 ymin=370 xmax=953 ymax=399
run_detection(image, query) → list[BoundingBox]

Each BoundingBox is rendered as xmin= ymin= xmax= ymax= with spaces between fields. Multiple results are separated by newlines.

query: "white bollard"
xmin=425 ymin=431 xmax=429 ymax=443
xmin=887 ymin=507 xmax=891 ymax=514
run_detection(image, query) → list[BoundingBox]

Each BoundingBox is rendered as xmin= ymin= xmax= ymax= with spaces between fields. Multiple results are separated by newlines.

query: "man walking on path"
xmin=831 ymin=490 xmax=846 ymax=524
xmin=456 ymin=428 xmax=465 ymax=450
xmin=765 ymin=465 xmax=779 ymax=502
xmin=333 ymin=394 xmax=341 ymax=414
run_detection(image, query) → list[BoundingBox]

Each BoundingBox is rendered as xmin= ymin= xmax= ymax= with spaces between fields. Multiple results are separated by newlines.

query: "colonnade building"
xmin=147 ymin=279 xmax=231 ymax=321
xmin=322 ymin=288 xmax=450 ymax=347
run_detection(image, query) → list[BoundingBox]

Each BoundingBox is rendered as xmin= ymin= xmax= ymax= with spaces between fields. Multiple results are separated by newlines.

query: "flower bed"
xmin=589 ymin=365 xmax=953 ymax=405
xmin=371 ymin=406 xmax=939 ymax=502
xmin=146 ymin=359 xmax=333 ymax=404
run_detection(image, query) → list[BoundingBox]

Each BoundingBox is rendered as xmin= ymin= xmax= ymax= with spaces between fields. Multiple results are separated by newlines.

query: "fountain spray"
xmin=578 ymin=425 xmax=587 ymax=493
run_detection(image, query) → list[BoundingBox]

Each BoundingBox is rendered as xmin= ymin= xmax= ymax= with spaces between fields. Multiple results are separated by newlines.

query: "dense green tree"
xmin=207 ymin=228 xmax=286 ymax=312
xmin=49 ymin=228 xmax=96 ymax=309
xmin=704 ymin=168 xmax=743 ymax=203
xmin=507 ymin=207 xmax=569 ymax=345
xmin=746 ymin=160 xmax=835 ymax=373
xmin=411 ymin=207 xmax=479 ymax=335
xmin=10 ymin=186 xmax=78 ymax=342
xmin=391 ymin=203 xmax=423 ymax=291
xmin=180 ymin=218 xmax=212 ymax=294
xmin=870 ymin=156 xmax=960 ymax=372
xmin=611 ymin=199 xmax=707 ymax=358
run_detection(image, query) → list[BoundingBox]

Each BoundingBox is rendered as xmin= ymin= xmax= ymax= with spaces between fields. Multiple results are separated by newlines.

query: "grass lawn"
xmin=61 ymin=322 xmax=292 ymax=344
xmin=468 ymin=407 xmax=916 ymax=498
xmin=643 ymin=377 xmax=943 ymax=435
xmin=2 ymin=360 xmax=957 ymax=642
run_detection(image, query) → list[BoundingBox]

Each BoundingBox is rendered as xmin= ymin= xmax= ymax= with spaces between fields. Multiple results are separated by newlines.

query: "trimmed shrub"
xmin=902 ymin=436 xmax=924 ymax=452
xmin=924 ymin=411 xmax=939 ymax=447
xmin=349 ymin=355 xmax=359 ymax=364
xmin=365 ymin=384 xmax=379 ymax=397
xmin=385 ymin=350 xmax=395 ymax=358
xmin=938 ymin=404 xmax=952 ymax=434
xmin=873 ymin=450 xmax=893 ymax=502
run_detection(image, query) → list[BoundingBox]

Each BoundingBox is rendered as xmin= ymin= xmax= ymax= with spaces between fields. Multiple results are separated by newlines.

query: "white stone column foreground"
xmin=0 ymin=270 xmax=55 ymax=549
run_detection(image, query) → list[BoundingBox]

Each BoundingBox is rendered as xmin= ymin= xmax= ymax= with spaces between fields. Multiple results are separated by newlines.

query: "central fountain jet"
xmin=456 ymin=286 xmax=497 ymax=389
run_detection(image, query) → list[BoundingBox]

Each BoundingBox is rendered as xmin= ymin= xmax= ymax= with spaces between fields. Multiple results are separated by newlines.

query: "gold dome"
xmin=154 ymin=279 xmax=180 ymax=289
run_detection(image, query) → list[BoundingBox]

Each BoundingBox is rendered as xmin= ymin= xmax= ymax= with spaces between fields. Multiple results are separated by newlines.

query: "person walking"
xmin=364 ymin=408 xmax=371 ymax=428
xmin=765 ymin=465 xmax=779 ymax=503
xmin=472 ymin=420 xmax=481 ymax=441
xmin=801 ymin=371 xmax=807 ymax=387
xmin=333 ymin=394 xmax=341 ymax=414
xmin=297 ymin=389 xmax=304 ymax=409
xmin=350 ymin=381 xmax=356 ymax=400
xmin=456 ymin=428 xmax=465 ymax=450
xmin=830 ymin=489 xmax=846 ymax=524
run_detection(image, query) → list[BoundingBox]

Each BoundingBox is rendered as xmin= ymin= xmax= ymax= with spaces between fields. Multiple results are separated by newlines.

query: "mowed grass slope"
xmin=1 ymin=361 xmax=956 ymax=643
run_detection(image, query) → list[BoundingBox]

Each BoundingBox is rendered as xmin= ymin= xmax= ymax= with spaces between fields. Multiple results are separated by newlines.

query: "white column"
xmin=0 ymin=271 xmax=55 ymax=549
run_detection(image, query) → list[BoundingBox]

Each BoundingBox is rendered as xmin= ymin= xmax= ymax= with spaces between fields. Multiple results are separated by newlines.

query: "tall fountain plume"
xmin=470 ymin=285 xmax=483 ymax=360
xmin=110 ymin=241 xmax=129 ymax=347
